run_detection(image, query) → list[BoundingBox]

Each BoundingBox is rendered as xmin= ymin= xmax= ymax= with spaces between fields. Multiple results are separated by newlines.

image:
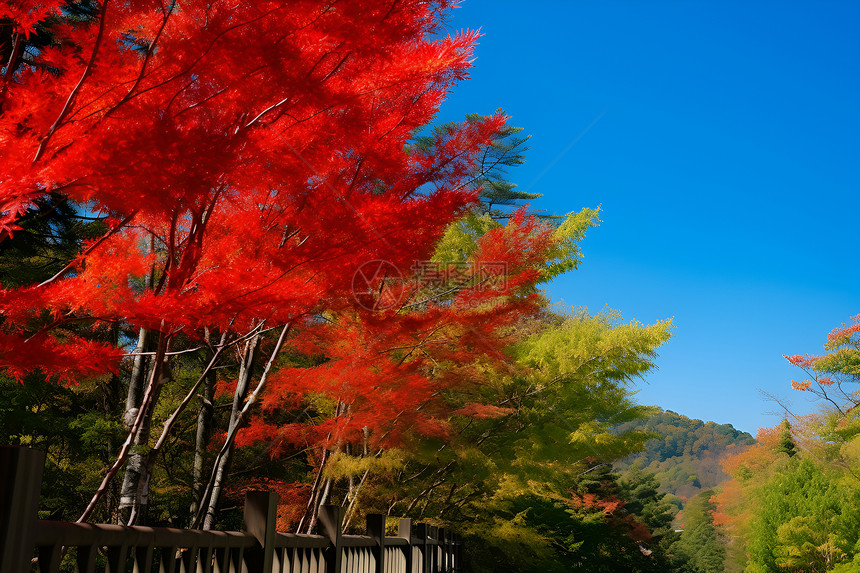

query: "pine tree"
xmin=775 ymin=419 xmax=797 ymax=458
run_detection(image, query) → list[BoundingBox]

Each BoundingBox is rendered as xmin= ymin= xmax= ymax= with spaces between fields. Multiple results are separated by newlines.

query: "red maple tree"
xmin=2 ymin=0 xmax=601 ymax=531
xmin=2 ymin=0 xmax=514 ymax=521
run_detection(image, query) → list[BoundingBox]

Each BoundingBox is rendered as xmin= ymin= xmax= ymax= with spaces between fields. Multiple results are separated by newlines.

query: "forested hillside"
xmin=615 ymin=409 xmax=755 ymax=502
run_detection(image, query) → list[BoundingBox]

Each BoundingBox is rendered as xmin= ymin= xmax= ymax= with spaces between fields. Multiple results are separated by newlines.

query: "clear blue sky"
xmin=439 ymin=0 xmax=860 ymax=434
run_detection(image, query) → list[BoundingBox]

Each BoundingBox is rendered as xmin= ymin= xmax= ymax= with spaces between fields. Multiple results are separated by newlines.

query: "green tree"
xmin=412 ymin=115 xmax=549 ymax=222
xmin=0 ymin=190 xmax=118 ymax=522
xmin=670 ymin=490 xmax=726 ymax=573
xmin=744 ymin=458 xmax=860 ymax=572
xmin=775 ymin=419 xmax=797 ymax=458
xmin=619 ymin=466 xmax=679 ymax=553
xmin=784 ymin=317 xmax=860 ymax=479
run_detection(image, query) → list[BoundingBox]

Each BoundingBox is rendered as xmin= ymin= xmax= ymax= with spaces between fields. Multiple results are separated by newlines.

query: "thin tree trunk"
xmin=118 ymin=240 xmax=153 ymax=524
xmin=343 ymin=443 xmax=353 ymax=507
xmin=77 ymin=329 xmax=170 ymax=523
xmin=122 ymin=337 xmax=172 ymax=525
xmin=313 ymin=477 xmax=333 ymax=526
xmin=200 ymin=332 xmax=260 ymax=530
xmin=128 ymin=338 xmax=227 ymax=526
xmin=296 ymin=447 xmax=331 ymax=533
xmin=118 ymin=327 xmax=150 ymax=523
xmin=125 ymin=327 xmax=150 ymax=423
xmin=341 ymin=429 xmax=374 ymax=530
xmin=302 ymin=475 xmax=333 ymax=534
xmin=193 ymin=323 xmax=290 ymax=529
xmin=189 ymin=353 xmax=216 ymax=521
xmin=296 ymin=400 xmax=344 ymax=533
xmin=342 ymin=469 xmax=370 ymax=531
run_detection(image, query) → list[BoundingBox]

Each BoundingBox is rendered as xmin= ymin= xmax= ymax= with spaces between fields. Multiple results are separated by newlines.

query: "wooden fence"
xmin=0 ymin=447 xmax=461 ymax=573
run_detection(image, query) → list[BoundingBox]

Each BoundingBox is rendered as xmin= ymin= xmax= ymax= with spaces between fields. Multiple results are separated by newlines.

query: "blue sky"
xmin=439 ymin=1 xmax=860 ymax=434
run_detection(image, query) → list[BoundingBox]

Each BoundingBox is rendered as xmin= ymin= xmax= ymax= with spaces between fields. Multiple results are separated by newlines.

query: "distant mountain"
xmin=614 ymin=409 xmax=755 ymax=503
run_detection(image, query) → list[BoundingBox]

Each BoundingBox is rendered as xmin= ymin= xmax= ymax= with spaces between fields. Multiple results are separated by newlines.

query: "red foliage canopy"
xmin=238 ymin=210 xmax=568 ymax=451
xmin=1 ymin=0 xmax=506 ymax=382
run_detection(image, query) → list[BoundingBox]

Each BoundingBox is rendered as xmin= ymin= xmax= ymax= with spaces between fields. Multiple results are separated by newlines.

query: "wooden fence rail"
xmin=0 ymin=447 xmax=461 ymax=573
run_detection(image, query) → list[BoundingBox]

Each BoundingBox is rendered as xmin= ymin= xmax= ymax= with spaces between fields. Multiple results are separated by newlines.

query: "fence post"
xmin=449 ymin=530 xmax=458 ymax=573
xmin=450 ymin=529 xmax=458 ymax=573
xmin=430 ymin=525 xmax=438 ymax=573
xmin=244 ymin=490 xmax=278 ymax=573
xmin=414 ymin=523 xmax=431 ymax=573
xmin=0 ymin=446 xmax=45 ymax=573
xmin=438 ymin=528 xmax=447 ymax=572
xmin=366 ymin=514 xmax=386 ymax=573
xmin=318 ymin=505 xmax=343 ymax=573
xmin=398 ymin=518 xmax=412 ymax=573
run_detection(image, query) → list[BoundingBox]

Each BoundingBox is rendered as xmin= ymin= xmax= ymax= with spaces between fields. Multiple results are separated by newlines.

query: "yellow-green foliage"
xmin=324 ymin=449 xmax=406 ymax=479
xmin=540 ymin=208 xmax=601 ymax=282
xmin=512 ymin=307 xmax=673 ymax=383
xmin=433 ymin=212 xmax=500 ymax=264
xmin=352 ymin=308 xmax=675 ymax=571
xmin=816 ymin=346 xmax=860 ymax=377
xmin=431 ymin=208 xmax=600 ymax=282
xmin=462 ymin=510 xmax=558 ymax=564
xmin=491 ymin=309 xmax=672 ymax=490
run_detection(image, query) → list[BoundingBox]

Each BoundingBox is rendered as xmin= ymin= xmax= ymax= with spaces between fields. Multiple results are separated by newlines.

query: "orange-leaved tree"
xmin=783 ymin=315 xmax=860 ymax=426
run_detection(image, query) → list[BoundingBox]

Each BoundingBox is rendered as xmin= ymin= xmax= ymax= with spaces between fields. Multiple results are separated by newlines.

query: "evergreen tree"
xmin=412 ymin=115 xmax=550 ymax=221
xmin=775 ymin=419 xmax=797 ymax=458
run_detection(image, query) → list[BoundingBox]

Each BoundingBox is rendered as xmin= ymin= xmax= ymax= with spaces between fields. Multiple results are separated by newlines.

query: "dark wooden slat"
xmin=134 ymin=544 xmax=155 ymax=573
xmin=106 ymin=544 xmax=130 ymax=573
xmin=159 ymin=546 xmax=178 ymax=573
xmin=197 ymin=545 xmax=215 ymax=573
xmin=317 ymin=506 xmax=342 ymax=573
xmin=37 ymin=543 xmax=62 ymax=573
xmin=77 ymin=544 xmax=98 ymax=573
xmin=0 ymin=447 xmax=44 ymax=573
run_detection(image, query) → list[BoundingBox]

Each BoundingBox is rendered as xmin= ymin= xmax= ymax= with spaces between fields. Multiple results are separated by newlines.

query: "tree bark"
xmin=191 ymin=323 xmax=290 ymax=529
xmin=296 ymin=446 xmax=330 ymax=534
xmin=189 ymin=353 xmax=216 ymax=521
xmin=119 ymin=330 xmax=170 ymax=525
xmin=77 ymin=329 xmax=170 ymax=523
xmin=296 ymin=400 xmax=343 ymax=533
xmin=342 ymin=469 xmax=370 ymax=531
xmin=124 ymin=328 xmax=149 ymax=419
xmin=200 ymin=332 xmax=261 ymax=529
xmin=117 ymin=326 xmax=149 ymax=523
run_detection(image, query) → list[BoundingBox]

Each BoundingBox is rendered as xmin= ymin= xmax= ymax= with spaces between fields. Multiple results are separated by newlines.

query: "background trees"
xmin=326 ymin=308 xmax=675 ymax=571
xmin=712 ymin=317 xmax=860 ymax=572
xmin=716 ymin=427 xmax=860 ymax=573
xmin=614 ymin=409 xmax=755 ymax=502
xmin=669 ymin=490 xmax=726 ymax=573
